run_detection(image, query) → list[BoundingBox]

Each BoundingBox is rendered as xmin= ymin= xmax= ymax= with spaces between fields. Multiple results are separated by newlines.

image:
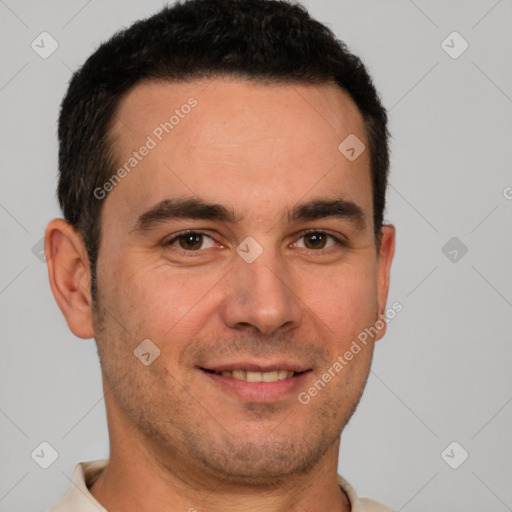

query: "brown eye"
xmin=293 ymin=231 xmax=340 ymax=251
xmin=178 ymin=233 xmax=204 ymax=250
xmin=303 ymin=232 xmax=328 ymax=249
xmin=166 ymin=231 xmax=219 ymax=252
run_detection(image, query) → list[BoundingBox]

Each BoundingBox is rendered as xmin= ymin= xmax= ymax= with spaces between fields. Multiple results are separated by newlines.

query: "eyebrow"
xmin=132 ymin=198 xmax=238 ymax=233
xmin=288 ymin=198 xmax=366 ymax=228
xmin=131 ymin=197 xmax=366 ymax=234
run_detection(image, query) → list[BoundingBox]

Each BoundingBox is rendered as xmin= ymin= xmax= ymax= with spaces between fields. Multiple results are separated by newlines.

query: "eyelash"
xmin=164 ymin=229 xmax=346 ymax=254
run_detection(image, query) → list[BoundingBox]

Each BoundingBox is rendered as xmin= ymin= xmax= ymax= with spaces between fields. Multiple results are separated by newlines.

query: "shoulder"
xmin=358 ymin=497 xmax=395 ymax=512
xmin=48 ymin=460 xmax=109 ymax=512
xmin=338 ymin=474 xmax=395 ymax=512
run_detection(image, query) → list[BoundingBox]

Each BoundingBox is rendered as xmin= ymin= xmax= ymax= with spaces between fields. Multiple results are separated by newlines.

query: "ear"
xmin=44 ymin=218 xmax=95 ymax=339
xmin=374 ymin=224 xmax=396 ymax=342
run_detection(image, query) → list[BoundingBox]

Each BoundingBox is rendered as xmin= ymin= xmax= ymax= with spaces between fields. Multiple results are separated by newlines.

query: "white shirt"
xmin=49 ymin=460 xmax=394 ymax=512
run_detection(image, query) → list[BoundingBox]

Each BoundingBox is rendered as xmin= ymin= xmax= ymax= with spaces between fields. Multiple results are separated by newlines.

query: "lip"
xmin=199 ymin=364 xmax=312 ymax=403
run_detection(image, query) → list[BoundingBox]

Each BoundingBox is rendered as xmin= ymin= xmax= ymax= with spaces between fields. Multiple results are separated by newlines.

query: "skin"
xmin=45 ymin=78 xmax=395 ymax=512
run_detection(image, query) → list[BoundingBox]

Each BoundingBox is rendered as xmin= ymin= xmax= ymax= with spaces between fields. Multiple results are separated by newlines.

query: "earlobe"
xmin=44 ymin=218 xmax=95 ymax=339
xmin=375 ymin=224 xmax=396 ymax=342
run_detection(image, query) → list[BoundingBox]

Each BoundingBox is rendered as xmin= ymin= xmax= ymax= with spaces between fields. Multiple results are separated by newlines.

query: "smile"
xmin=208 ymin=369 xmax=296 ymax=382
xmin=200 ymin=365 xmax=311 ymax=402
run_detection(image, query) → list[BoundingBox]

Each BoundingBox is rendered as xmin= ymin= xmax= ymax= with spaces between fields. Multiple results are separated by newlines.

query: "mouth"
xmin=199 ymin=364 xmax=312 ymax=402
xmin=201 ymin=368 xmax=301 ymax=382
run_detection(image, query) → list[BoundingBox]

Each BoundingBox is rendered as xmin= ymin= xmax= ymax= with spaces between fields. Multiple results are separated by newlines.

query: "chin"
xmin=187 ymin=431 xmax=334 ymax=487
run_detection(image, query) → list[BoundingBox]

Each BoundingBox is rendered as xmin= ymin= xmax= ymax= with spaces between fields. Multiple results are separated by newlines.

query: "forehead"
xmin=105 ymin=78 xmax=372 ymax=226
xmin=112 ymin=78 xmax=366 ymax=153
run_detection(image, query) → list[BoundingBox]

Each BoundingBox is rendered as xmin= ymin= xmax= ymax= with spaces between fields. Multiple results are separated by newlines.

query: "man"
xmin=45 ymin=0 xmax=396 ymax=510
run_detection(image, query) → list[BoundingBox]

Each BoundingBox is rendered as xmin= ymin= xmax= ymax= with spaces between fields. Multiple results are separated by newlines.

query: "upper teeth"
xmin=219 ymin=370 xmax=295 ymax=382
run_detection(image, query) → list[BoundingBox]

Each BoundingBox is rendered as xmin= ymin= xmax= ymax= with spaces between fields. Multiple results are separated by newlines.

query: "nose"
xmin=219 ymin=250 xmax=303 ymax=336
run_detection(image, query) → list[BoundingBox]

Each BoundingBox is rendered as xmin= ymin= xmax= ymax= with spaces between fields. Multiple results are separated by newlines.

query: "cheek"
xmin=106 ymin=260 xmax=224 ymax=342
xmin=299 ymin=264 xmax=378 ymax=332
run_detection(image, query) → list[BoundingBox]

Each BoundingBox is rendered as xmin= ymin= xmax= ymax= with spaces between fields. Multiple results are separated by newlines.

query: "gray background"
xmin=1 ymin=0 xmax=511 ymax=510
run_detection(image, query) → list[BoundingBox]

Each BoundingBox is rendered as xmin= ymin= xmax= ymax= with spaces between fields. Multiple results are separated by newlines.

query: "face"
xmin=91 ymin=78 xmax=394 ymax=485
